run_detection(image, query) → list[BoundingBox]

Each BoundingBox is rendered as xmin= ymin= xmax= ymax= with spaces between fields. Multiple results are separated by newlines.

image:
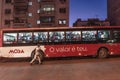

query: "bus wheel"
xmin=39 ymin=50 xmax=45 ymax=61
xmin=98 ymin=48 xmax=108 ymax=59
xmin=31 ymin=49 xmax=35 ymax=59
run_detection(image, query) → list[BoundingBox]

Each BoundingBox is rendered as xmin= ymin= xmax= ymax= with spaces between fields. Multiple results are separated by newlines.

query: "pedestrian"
xmin=30 ymin=44 xmax=42 ymax=65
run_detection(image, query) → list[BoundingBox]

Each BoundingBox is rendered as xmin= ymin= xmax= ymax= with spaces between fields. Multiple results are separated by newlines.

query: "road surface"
xmin=0 ymin=57 xmax=120 ymax=80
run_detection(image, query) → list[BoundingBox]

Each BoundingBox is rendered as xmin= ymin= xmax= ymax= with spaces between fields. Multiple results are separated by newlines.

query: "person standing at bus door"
xmin=30 ymin=44 xmax=42 ymax=65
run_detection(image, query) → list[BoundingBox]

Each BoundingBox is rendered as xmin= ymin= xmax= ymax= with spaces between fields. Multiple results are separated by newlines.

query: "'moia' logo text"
xmin=9 ymin=49 xmax=24 ymax=54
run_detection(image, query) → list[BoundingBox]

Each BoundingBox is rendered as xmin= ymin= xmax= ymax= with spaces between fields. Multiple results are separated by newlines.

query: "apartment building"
xmin=73 ymin=18 xmax=110 ymax=27
xmin=107 ymin=0 xmax=120 ymax=26
xmin=0 ymin=0 xmax=69 ymax=28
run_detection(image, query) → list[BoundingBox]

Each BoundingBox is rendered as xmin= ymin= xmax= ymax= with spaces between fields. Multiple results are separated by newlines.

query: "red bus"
xmin=0 ymin=26 xmax=120 ymax=59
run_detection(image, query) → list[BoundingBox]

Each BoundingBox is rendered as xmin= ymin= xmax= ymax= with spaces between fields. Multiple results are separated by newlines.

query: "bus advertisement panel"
xmin=0 ymin=26 xmax=120 ymax=59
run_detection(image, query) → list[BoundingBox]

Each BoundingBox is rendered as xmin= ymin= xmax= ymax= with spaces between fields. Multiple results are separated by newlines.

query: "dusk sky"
xmin=70 ymin=0 xmax=107 ymax=26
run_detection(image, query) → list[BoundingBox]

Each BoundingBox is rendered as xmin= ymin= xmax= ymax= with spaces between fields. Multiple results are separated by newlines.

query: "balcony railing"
xmin=41 ymin=0 xmax=54 ymax=2
xmin=14 ymin=0 xmax=28 ymax=3
xmin=13 ymin=23 xmax=26 ymax=27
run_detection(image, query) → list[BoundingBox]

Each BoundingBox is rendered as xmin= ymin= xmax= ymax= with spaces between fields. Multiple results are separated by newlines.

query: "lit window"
xmin=40 ymin=16 xmax=55 ymax=23
xmin=42 ymin=5 xmax=55 ymax=12
xmin=37 ymin=0 xmax=41 ymax=2
xmin=63 ymin=20 xmax=66 ymax=24
xmin=52 ymin=8 xmax=55 ymax=11
xmin=28 ymin=13 xmax=32 ymax=17
xmin=59 ymin=20 xmax=66 ymax=25
xmin=49 ymin=31 xmax=65 ymax=42
xmin=82 ymin=31 xmax=97 ymax=41
xmin=98 ymin=30 xmax=110 ymax=39
xmin=37 ymin=20 xmax=40 ymax=24
xmin=28 ymin=2 xmax=32 ymax=6
xmin=33 ymin=32 xmax=48 ymax=43
xmin=3 ymin=33 xmax=17 ymax=44
xmin=37 ymin=9 xmax=40 ymax=13
xmin=59 ymin=20 xmax=62 ymax=24
xmin=66 ymin=31 xmax=81 ymax=42
xmin=18 ymin=32 xmax=32 ymax=43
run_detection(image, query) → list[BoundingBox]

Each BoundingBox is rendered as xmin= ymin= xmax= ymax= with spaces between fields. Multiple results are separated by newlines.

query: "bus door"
xmin=111 ymin=30 xmax=120 ymax=54
xmin=107 ymin=39 xmax=120 ymax=54
xmin=98 ymin=30 xmax=120 ymax=54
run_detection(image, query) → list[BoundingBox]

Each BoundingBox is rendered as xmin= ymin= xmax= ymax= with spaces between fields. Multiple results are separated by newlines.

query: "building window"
xmin=59 ymin=20 xmax=66 ymax=25
xmin=42 ymin=5 xmax=55 ymax=12
xmin=5 ymin=9 xmax=11 ymax=14
xmin=28 ymin=13 xmax=32 ymax=17
xmin=59 ymin=8 xmax=66 ymax=13
xmin=66 ymin=31 xmax=81 ymax=42
xmin=37 ymin=9 xmax=40 ymax=13
xmin=28 ymin=2 xmax=32 ymax=6
xmin=14 ymin=17 xmax=24 ymax=23
xmin=82 ymin=31 xmax=97 ymax=41
xmin=3 ymin=33 xmax=17 ymax=44
xmin=5 ymin=20 xmax=10 ymax=25
xmin=40 ymin=16 xmax=55 ymax=23
xmin=37 ymin=20 xmax=41 ymax=24
xmin=37 ymin=0 xmax=41 ymax=2
xmin=59 ymin=0 xmax=66 ymax=3
xmin=18 ymin=32 xmax=32 ymax=43
xmin=33 ymin=32 xmax=48 ymax=43
xmin=5 ymin=0 xmax=11 ymax=3
xmin=49 ymin=31 xmax=65 ymax=42
xmin=98 ymin=30 xmax=110 ymax=40
xmin=113 ymin=30 xmax=120 ymax=42
xmin=27 ymin=23 xmax=32 ymax=27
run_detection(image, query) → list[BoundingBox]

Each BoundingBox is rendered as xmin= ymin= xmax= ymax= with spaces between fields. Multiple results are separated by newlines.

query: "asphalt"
xmin=0 ymin=57 xmax=120 ymax=80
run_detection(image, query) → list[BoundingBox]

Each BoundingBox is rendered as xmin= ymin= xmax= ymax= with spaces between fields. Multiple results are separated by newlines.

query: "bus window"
xmin=33 ymin=32 xmax=48 ymax=43
xmin=82 ymin=31 xmax=97 ymax=41
xmin=66 ymin=31 xmax=81 ymax=42
xmin=113 ymin=30 xmax=120 ymax=42
xmin=49 ymin=31 xmax=65 ymax=42
xmin=98 ymin=30 xmax=110 ymax=40
xmin=18 ymin=32 xmax=32 ymax=43
xmin=3 ymin=33 xmax=17 ymax=44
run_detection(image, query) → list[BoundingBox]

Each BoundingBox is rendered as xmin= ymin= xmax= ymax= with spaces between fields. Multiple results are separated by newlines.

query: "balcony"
xmin=14 ymin=4 xmax=28 ymax=16
xmin=41 ymin=0 xmax=54 ymax=2
xmin=39 ymin=23 xmax=54 ymax=27
xmin=40 ymin=11 xmax=55 ymax=16
xmin=14 ymin=13 xmax=27 ymax=18
xmin=13 ymin=19 xmax=27 ymax=27
xmin=13 ymin=23 xmax=26 ymax=27
xmin=14 ymin=6 xmax=28 ymax=12
xmin=14 ymin=0 xmax=28 ymax=3
xmin=14 ymin=0 xmax=28 ymax=7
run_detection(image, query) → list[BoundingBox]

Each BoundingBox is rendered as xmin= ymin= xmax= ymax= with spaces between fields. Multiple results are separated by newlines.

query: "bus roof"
xmin=1 ymin=26 xmax=120 ymax=31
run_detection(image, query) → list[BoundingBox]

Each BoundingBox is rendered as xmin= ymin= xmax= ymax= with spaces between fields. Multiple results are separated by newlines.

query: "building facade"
xmin=107 ymin=0 xmax=120 ymax=26
xmin=73 ymin=18 xmax=110 ymax=27
xmin=0 ymin=0 xmax=69 ymax=28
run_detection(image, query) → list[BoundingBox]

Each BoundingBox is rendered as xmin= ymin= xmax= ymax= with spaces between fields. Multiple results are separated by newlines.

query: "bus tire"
xmin=98 ymin=48 xmax=109 ymax=59
xmin=31 ymin=49 xmax=45 ymax=61
xmin=39 ymin=50 xmax=45 ymax=61
xmin=31 ymin=49 xmax=35 ymax=59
